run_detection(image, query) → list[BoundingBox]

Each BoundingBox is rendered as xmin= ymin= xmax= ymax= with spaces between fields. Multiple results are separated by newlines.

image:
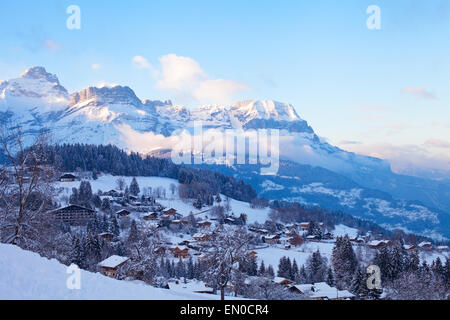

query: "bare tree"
xmin=116 ymin=178 xmax=126 ymax=191
xmin=0 ymin=126 xmax=55 ymax=248
xmin=203 ymin=226 xmax=250 ymax=300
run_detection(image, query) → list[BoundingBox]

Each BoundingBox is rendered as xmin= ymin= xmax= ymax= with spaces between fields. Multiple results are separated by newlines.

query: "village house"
xmin=437 ymin=245 xmax=449 ymax=252
xmin=143 ymin=212 xmax=159 ymax=221
xmin=299 ymin=222 xmax=310 ymax=231
xmin=59 ymin=173 xmax=77 ymax=182
xmin=350 ymin=236 xmax=365 ymax=244
xmin=163 ymin=208 xmax=177 ymax=216
xmin=48 ymin=204 xmax=96 ymax=225
xmin=403 ymin=244 xmax=417 ymax=251
xmin=171 ymin=246 xmax=190 ymax=259
xmin=367 ymin=240 xmax=392 ymax=250
xmin=99 ymin=232 xmax=114 ymax=242
xmin=104 ymin=189 xmax=121 ymax=197
xmin=193 ymin=233 xmax=212 ymax=242
xmin=273 ymin=277 xmax=293 ymax=287
xmin=98 ymin=255 xmax=129 ymax=278
xmin=289 ymin=282 xmax=355 ymax=300
xmin=418 ymin=242 xmax=433 ymax=250
xmin=289 ymin=234 xmax=304 ymax=247
xmin=264 ymin=234 xmax=281 ymax=245
xmin=116 ymin=209 xmax=131 ymax=217
xmin=154 ymin=247 xmax=167 ymax=256
xmin=197 ymin=220 xmax=212 ymax=229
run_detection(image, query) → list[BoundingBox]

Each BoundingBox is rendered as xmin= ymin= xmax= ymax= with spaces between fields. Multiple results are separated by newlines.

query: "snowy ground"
xmin=0 ymin=244 xmax=236 ymax=300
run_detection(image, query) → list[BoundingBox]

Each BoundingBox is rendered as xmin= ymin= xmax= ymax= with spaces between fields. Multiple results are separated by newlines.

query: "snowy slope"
xmin=0 ymin=244 xmax=230 ymax=300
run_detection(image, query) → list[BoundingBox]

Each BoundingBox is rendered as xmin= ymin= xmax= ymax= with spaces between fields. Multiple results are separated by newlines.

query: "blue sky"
xmin=0 ymin=0 xmax=449 ymax=175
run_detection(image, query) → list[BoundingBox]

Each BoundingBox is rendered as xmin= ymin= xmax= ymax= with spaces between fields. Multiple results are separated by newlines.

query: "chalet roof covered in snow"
xmin=48 ymin=204 xmax=95 ymax=214
xmin=98 ymin=255 xmax=129 ymax=269
xmin=291 ymin=282 xmax=354 ymax=299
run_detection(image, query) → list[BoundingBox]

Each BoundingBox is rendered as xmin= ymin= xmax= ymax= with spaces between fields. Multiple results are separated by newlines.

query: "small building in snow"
xmin=48 ymin=204 xmax=95 ymax=225
xmin=98 ymin=255 xmax=129 ymax=278
xmin=116 ymin=209 xmax=131 ymax=217
xmin=59 ymin=173 xmax=77 ymax=182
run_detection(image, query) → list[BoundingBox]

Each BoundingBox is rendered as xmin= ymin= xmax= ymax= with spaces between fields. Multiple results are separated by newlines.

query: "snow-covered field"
xmin=0 ymin=244 xmax=231 ymax=300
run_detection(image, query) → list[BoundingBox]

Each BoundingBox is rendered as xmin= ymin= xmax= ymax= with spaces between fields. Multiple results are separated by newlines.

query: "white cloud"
xmin=193 ymin=79 xmax=249 ymax=104
xmin=425 ymin=138 xmax=450 ymax=149
xmin=342 ymin=142 xmax=450 ymax=176
xmin=134 ymin=54 xmax=249 ymax=105
xmin=95 ymin=82 xmax=119 ymax=88
xmin=132 ymin=55 xmax=152 ymax=70
xmin=91 ymin=64 xmax=102 ymax=70
xmin=403 ymin=86 xmax=436 ymax=100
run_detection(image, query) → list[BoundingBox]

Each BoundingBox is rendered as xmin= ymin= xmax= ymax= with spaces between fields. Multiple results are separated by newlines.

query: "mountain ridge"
xmin=1 ymin=66 xmax=449 ymax=239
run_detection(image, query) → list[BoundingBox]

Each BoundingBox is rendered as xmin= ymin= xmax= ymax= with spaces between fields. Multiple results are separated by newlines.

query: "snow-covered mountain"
xmin=1 ymin=67 xmax=450 ymax=239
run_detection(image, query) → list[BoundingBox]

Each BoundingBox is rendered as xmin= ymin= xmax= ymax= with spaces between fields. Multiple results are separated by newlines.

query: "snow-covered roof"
xmin=292 ymin=282 xmax=354 ymax=299
xmin=368 ymin=240 xmax=390 ymax=246
xmin=193 ymin=233 xmax=206 ymax=238
xmin=98 ymin=255 xmax=129 ymax=269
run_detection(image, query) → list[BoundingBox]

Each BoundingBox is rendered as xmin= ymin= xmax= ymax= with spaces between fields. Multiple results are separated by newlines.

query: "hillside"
xmin=0 ymin=244 xmax=223 ymax=300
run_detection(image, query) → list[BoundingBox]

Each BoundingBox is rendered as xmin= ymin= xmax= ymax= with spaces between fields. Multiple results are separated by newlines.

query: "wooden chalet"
xmin=116 ymin=209 xmax=131 ymax=217
xmin=193 ymin=233 xmax=212 ymax=242
xmin=289 ymin=282 xmax=355 ymax=300
xmin=264 ymin=234 xmax=281 ymax=244
xmin=289 ymin=234 xmax=304 ymax=246
xmin=273 ymin=277 xmax=293 ymax=287
xmin=99 ymin=232 xmax=114 ymax=242
xmin=367 ymin=240 xmax=393 ymax=250
xmin=403 ymin=244 xmax=417 ymax=251
xmin=48 ymin=204 xmax=95 ymax=225
xmin=163 ymin=208 xmax=177 ymax=216
xmin=59 ymin=173 xmax=77 ymax=182
xmin=171 ymin=246 xmax=190 ymax=259
xmin=418 ymin=242 xmax=433 ymax=250
xmin=299 ymin=222 xmax=310 ymax=231
xmin=98 ymin=255 xmax=129 ymax=278
xmin=143 ymin=212 xmax=159 ymax=221
xmin=197 ymin=220 xmax=212 ymax=228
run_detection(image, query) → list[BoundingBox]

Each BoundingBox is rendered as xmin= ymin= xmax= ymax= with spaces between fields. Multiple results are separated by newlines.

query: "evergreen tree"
xmin=296 ymin=265 xmax=308 ymax=284
xmin=305 ymin=250 xmax=328 ymax=283
xmin=266 ymin=265 xmax=275 ymax=278
xmin=129 ymin=177 xmax=140 ymax=196
xmin=111 ymin=215 xmax=120 ymax=237
xmin=326 ymin=267 xmax=335 ymax=287
xmin=332 ymin=236 xmax=357 ymax=289
xmin=101 ymin=197 xmax=111 ymax=212
xmin=193 ymin=196 xmax=203 ymax=210
xmin=350 ymin=266 xmax=370 ymax=299
xmin=127 ymin=220 xmax=140 ymax=243
xmin=291 ymin=259 xmax=299 ymax=281
xmin=258 ymin=261 xmax=266 ymax=276
xmin=70 ymin=236 xmax=86 ymax=269
xmin=79 ymin=181 xmax=93 ymax=206
xmin=187 ymin=257 xmax=195 ymax=279
xmin=247 ymin=256 xmax=258 ymax=276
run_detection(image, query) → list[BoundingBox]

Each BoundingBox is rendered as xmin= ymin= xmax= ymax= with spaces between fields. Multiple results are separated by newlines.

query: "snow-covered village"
xmin=2 ymin=1 xmax=450 ymax=306
xmin=0 ymin=142 xmax=449 ymax=300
